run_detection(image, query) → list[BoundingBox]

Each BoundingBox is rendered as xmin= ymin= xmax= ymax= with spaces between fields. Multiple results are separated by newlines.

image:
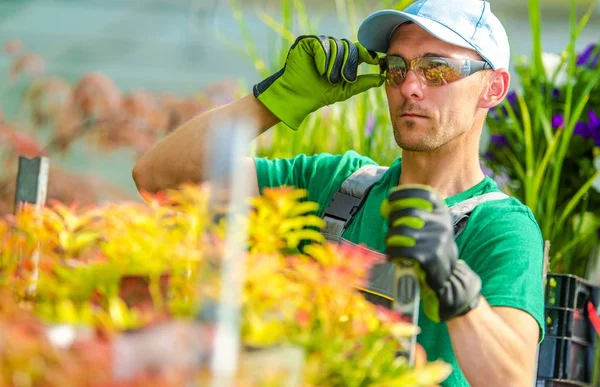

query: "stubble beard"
xmin=390 ymin=98 xmax=461 ymax=151
xmin=392 ymin=115 xmax=447 ymax=152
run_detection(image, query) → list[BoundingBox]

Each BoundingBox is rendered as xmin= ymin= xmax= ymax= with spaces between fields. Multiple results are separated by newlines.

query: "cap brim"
xmin=358 ymin=10 xmax=478 ymax=56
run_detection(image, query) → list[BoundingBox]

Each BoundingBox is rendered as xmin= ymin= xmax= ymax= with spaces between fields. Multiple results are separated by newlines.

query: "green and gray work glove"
xmin=253 ymin=35 xmax=384 ymax=130
xmin=381 ymin=185 xmax=482 ymax=323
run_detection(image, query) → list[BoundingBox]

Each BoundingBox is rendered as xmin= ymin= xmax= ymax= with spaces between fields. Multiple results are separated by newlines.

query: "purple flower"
xmin=496 ymin=90 xmax=519 ymax=118
xmin=490 ymin=134 xmax=509 ymax=148
xmin=507 ymin=90 xmax=518 ymax=105
xmin=572 ymin=110 xmax=600 ymax=146
xmin=485 ymin=134 xmax=510 ymax=161
xmin=481 ymin=162 xmax=493 ymax=177
xmin=495 ymin=172 xmax=511 ymax=190
xmin=589 ymin=109 xmax=600 ymax=127
xmin=585 ymin=110 xmax=600 ymax=146
xmin=576 ymin=43 xmax=599 ymax=68
xmin=480 ymin=160 xmax=511 ymax=190
xmin=488 ymin=109 xmax=500 ymax=120
xmin=574 ymin=121 xmax=589 ymax=136
xmin=552 ymin=114 xmax=564 ymax=129
xmin=542 ymin=85 xmax=561 ymax=99
xmin=365 ymin=114 xmax=375 ymax=137
xmin=483 ymin=150 xmax=495 ymax=161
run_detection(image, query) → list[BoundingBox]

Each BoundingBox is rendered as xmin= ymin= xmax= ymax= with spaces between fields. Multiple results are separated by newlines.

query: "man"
xmin=132 ymin=0 xmax=545 ymax=385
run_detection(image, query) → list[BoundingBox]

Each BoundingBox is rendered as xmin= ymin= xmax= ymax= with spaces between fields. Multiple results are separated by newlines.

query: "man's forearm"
xmin=132 ymin=94 xmax=279 ymax=194
xmin=447 ymin=297 xmax=537 ymax=386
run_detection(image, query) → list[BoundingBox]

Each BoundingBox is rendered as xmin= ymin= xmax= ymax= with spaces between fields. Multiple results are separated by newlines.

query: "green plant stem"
xmin=532 ymin=128 xmax=562 ymax=199
xmin=528 ymin=0 xmax=545 ymax=86
xmin=554 ymin=228 xmax=598 ymax=272
xmin=516 ymin=93 xmax=535 ymax=208
xmin=554 ymin=170 xmax=600 ymax=240
xmin=543 ymin=0 xmax=600 ymax=238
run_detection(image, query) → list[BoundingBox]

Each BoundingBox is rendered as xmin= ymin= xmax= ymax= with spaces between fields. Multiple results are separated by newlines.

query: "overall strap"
xmin=320 ymin=167 xmax=511 ymax=307
xmin=448 ymin=192 xmax=510 ymax=238
xmin=364 ymin=191 xmax=511 ymax=302
xmin=322 ymin=162 xmax=509 ymax=241
xmin=321 ymin=164 xmax=389 ymax=239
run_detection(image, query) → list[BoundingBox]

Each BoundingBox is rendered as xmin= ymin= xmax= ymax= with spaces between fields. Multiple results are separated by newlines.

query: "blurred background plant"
xmin=484 ymin=0 xmax=600 ymax=278
xmin=222 ymin=0 xmax=412 ymax=164
xmin=0 ymin=0 xmax=599 ymax=384
xmin=0 ymin=39 xmax=243 ymax=215
xmin=1 ymin=0 xmax=598 ymax=276
xmin=230 ymin=0 xmax=600 ymax=279
xmin=0 ymin=184 xmax=451 ymax=386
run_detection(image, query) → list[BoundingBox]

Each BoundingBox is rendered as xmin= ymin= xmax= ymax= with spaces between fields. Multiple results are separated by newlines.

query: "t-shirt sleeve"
xmin=253 ymin=150 xmax=378 ymax=215
xmin=459 ymin=204 xmax=546 ymax=341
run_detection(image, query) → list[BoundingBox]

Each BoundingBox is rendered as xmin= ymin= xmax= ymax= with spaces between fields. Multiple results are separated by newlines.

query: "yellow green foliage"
xmin=0 ymin=183 xmax=450 ymax=386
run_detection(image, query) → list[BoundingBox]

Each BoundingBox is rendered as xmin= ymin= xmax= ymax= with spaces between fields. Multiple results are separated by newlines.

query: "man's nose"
xmin=399 ymin=70 xmax=424 ymax=100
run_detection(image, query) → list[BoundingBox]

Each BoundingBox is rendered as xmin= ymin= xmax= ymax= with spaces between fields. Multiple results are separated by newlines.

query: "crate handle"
xmin=588 ymin=301 xmax=600 ymax=337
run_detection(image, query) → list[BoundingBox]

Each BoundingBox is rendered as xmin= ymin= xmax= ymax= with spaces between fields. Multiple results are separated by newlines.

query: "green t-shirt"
xmin=254 ymin=150 xmax=545 ymax=387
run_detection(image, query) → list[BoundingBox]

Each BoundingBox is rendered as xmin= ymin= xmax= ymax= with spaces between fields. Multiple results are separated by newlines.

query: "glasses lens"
xmin=416 ymin=58 xmax=464 ymax=86
xmin=385 ymin=56 xmax=408 ymax=86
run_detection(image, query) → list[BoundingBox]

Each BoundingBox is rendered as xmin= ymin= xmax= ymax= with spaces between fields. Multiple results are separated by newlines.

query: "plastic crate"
xmin=536 ymin=379 xmax=591 ymax=387
xmin=545 ymin=274 xmax=599 ymax=312
xmin=545 ymin=307 xmax=597 ymax=346
xmin=537 ymin=336 xmax=598 ymax=385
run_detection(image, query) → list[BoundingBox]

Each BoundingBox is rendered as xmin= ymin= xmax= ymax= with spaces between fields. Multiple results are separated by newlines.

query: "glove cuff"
xmin=254 ymin=71 xmax=315 ymax=131
xmin=437 ymin=260 xmax=482 ymax=322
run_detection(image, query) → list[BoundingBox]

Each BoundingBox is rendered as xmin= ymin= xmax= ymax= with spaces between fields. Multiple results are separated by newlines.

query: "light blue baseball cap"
xmin=357 ymin=0 xmax=510 ymax=70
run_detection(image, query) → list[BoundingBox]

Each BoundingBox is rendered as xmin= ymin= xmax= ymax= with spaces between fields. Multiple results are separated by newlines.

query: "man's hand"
xmin=253 ymin=35 xmax=384 ymax=130
xmin=381 ymin=185 xmax=482 ymax=323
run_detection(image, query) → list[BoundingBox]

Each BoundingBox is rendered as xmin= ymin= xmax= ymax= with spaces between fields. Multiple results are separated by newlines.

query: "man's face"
xmin=385 ymin=23 xmax=489 ymax=152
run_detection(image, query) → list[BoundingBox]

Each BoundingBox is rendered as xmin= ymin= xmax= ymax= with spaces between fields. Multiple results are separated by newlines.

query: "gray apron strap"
xmin=321 ymin=165 xmax=388 ymax=239
xmin=364 ymin=191 xmax=511 ymax=301
xmin=321 ymin=166 xmax=510 ymax=304
xmin=449 ymin=192 xmax=510 ymax=238
xmin=321 ymin=177 xmax=510 ymax=367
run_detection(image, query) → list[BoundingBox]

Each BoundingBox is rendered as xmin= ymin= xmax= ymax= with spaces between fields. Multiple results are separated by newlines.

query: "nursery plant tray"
xmin=545 ymin=274 xmax=599 ymax=312
xmin=545 ymin=307 xmax=598 ymax=346
xmin=536 ymin=378 xmax=593 ymax=387
xmin=537 ymin=335 xmax=599 ymax=385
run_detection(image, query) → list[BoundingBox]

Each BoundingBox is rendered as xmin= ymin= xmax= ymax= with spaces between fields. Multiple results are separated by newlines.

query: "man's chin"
xmin=397 ymin=143 xmax=434 ymax=152
xmin=397 ymin=136 xmax=448 ymax=152
xmin=395 ymin=135 xmax=437 ymax=152
xmin=393 ymin=123 xmax=440 ymax=151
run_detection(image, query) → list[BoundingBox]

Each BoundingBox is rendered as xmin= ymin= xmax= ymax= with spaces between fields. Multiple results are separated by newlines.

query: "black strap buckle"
xmin=323 ymin=191 xmax=362 ymax=222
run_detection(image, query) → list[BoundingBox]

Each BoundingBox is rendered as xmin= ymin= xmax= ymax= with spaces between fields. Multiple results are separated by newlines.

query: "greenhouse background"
xmin=1 ymin=0 xmax=599 ymax=197
xmin=1 ymin=0 xmax=600 ymax=385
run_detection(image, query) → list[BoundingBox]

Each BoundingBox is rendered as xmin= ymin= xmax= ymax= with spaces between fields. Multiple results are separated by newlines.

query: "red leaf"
xmin=588 ymin=301 xmax=600 ymax=337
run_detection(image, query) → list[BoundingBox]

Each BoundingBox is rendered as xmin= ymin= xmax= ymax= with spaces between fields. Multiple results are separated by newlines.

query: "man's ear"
xmin=479 ymin=69 xmax=510 ymax=109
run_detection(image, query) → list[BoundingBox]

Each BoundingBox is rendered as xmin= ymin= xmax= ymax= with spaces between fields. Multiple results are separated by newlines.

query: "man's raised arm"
xmin=132 ymin=94 xmax=277 ymax=194
xmin=133 ymin=35 xmax=383 ymax=194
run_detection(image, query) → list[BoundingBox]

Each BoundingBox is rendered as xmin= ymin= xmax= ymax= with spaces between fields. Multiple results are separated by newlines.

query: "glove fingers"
xmin=381 ymin=186 xmax=439 ymax=218
xmin=388 ymin=185 xmax=442 ymax=207
xmin=386 ymin=221 xmax=420 ymax=245
xmin=387 ymin=207 xmax=425 ymax=226
xmin=327 ymin=37 xmax=345 ymax=84
xmin=386 ymin=240 xmax=450 ymax=292
xmin=343 ymin=74 xmax=385 ymax=97
xmin=356 ymin=42 xmax=380 ymax=65
xmin=438 ymin=261 xmax=482 ymax=320
xmin=341 ymin=39 xmax=359 ymax=83
xmin=303 ymin=35 xmax=331 ymax=76
xmin=389 ymin=214 xmax=425 ymax=229
xmin=387 ymin=210 xmax=452 ymax=238
xmin=382 ymin=197 xmax=434 ymax=226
